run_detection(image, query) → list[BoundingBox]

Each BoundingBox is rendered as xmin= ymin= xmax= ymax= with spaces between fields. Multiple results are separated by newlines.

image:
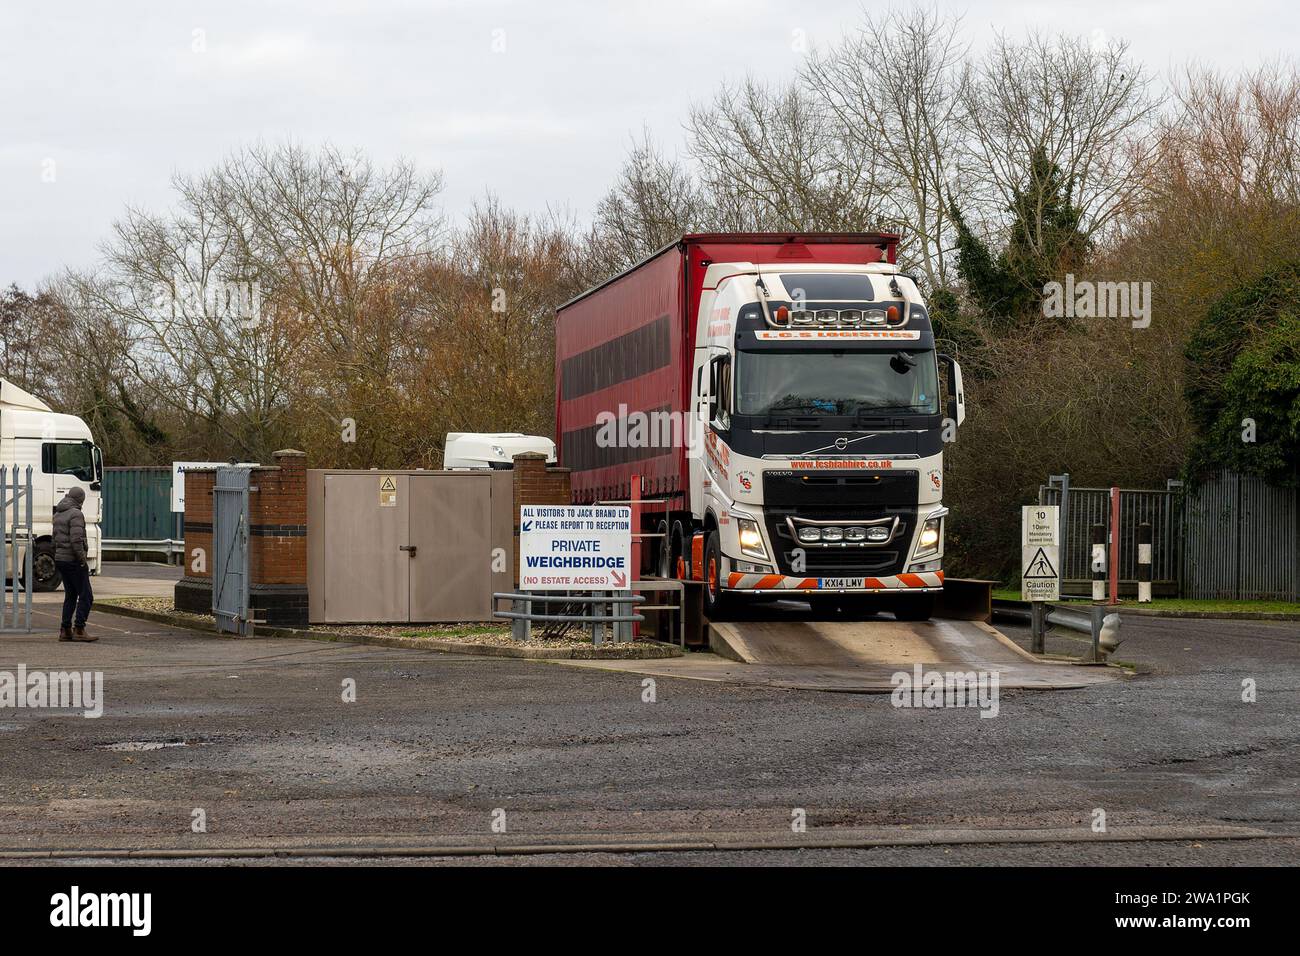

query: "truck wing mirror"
xmin=938 ymin=353 xmax=966 ymax=427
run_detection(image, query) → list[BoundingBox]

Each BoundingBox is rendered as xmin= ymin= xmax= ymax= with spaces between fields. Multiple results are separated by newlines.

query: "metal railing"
xmin=1030 ymin=602 xmax=1121 ymax=662
xmin=102 ymin=537 xmax=186 ymax=562
xmin=494 ymin=591 xmax=645 ymax=645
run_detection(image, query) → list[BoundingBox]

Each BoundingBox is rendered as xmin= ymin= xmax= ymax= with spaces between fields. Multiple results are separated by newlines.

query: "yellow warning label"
xmin=379 ymin=475 xmax=397 ymax=507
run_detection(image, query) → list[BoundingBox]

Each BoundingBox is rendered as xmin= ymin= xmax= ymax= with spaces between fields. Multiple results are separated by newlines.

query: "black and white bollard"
xmin=1137 ymin=522 xmax=1153 ymax=604
xmin=1091 ymin=523 xmax=1107 ymax=602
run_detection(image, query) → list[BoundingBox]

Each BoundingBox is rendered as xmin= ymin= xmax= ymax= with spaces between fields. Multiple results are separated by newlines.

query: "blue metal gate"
xmin=212 ymin=466 xmax=252 ymax=635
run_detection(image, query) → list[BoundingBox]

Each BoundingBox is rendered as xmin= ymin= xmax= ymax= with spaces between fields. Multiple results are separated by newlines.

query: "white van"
xmin=0 ymin=380 xmax=103 ymax=590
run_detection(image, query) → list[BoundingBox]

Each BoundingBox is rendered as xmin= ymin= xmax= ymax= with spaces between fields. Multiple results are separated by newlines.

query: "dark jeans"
xmin=56 ymin=561 xmax=93 ymax=628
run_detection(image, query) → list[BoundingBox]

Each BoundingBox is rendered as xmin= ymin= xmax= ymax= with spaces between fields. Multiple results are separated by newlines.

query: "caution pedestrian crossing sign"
xmin=1023 ymin=547 xmax=1057 ymax=579
xmin=1021 ymin=506 xmax=1060 ymax=601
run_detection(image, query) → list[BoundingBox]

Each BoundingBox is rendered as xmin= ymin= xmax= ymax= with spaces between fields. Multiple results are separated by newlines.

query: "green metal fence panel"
xmin=102 ymin=467 xmax=182 ymax=541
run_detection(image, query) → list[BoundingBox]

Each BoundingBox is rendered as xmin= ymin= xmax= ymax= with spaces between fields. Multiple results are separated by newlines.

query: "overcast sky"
xmin=2 ymin=0 xmax=1295 ymax=287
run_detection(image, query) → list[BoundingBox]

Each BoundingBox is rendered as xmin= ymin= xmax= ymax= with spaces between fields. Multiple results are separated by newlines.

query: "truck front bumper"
xmin=725 ymin=570 xmax=944 ymax=592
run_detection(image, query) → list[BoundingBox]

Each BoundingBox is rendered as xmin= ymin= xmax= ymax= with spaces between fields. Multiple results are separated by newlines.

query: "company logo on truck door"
xmin=704 ymin=430 xmax=730 ymax=480
xmin=707 ymin=306 xmax=732 ymax=338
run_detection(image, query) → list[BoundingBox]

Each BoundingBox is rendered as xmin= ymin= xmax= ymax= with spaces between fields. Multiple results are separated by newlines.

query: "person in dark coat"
xmin=52 ymin=486 xmax=96 ymax=642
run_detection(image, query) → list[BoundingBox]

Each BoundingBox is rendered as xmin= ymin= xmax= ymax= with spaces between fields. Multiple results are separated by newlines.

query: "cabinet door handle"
xmin=399 ymin=545 xmax=417 ymax=556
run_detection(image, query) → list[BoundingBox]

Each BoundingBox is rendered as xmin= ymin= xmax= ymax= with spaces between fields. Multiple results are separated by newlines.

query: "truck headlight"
xmin=737 ymin=517 xmax=767 ymax=559
xmin=914 ymin=516 xmax=943 ymax=558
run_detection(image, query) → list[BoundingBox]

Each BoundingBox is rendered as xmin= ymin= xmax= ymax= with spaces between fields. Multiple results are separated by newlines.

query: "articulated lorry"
xmin=0 ymin=380 xmax=103 ymax=590
xmin=555 ymin=233 xmax=964 ymax=620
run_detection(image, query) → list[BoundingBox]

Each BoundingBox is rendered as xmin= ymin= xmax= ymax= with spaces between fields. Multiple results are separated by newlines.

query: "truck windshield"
xmin=735 ymin=350 xmax=939 ymax=416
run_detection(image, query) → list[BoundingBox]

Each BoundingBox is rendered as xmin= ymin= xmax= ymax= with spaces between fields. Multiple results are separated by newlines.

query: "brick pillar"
xmin=247 ymin=450 xmax=308 ymax=625
xmin=512 ymin=452 xmax=571 ymax=586
xmin=173 ymin=450 xmax=309 ymax=627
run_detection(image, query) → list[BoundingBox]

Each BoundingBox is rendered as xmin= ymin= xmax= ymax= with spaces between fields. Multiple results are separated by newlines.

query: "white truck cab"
xmin=0 ymin=380 xmax=103 ymax=590
xmin=443 ymin=432 xmax=556 ymax=470
xmin=687 ymin=262 xmax=964 ymax=620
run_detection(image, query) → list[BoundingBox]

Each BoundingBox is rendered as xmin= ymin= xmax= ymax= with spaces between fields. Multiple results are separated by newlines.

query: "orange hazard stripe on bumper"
xmin=727 ymin=573 xmax=819 ymax=589
xmin=898 ymin=573 xmax=927 ymax=588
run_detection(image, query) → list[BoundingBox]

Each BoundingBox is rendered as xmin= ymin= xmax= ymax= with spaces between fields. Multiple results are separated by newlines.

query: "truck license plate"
xmin=819 ymin=577 xmax=866 ymax=589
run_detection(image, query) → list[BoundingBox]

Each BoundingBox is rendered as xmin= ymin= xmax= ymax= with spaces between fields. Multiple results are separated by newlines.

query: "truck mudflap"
xmin=725 ymin=571 xmax=944 ymax=591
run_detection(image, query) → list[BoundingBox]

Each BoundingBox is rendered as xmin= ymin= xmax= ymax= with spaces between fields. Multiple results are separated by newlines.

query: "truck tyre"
xmin=893 ymin=594 xmax=935 ymax=622
xmin=702 ymin=530 xmax=731 ymax=619
xmin=32 ymin=541 xmax=62 ymax=592
xmin=669 ymin=520 xmax=688 ymax=579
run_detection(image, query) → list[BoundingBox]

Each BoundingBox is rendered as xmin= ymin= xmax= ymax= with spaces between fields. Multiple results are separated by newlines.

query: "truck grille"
xmin=763 ymin=505 xmax=915 ymax=576
xmin=759 ymin=470 xmax=919 ymax=576
xmin=763 ymin=469 xmax=918 ymax=507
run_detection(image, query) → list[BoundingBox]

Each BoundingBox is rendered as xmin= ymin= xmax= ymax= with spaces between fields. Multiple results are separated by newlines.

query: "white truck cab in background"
xmin=0 ymin=380 xmax=103 ymax=590
xmin=443 ymin=432 xmax=556 ymax=470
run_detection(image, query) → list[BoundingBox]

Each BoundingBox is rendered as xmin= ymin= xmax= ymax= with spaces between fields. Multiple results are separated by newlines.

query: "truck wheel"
xmin=893 ymin=594 xmax=935 ymax=622
xmin=32 ymin=541 xmax=62 ymax=592
xmin=702 ymin=530 xmax=731 ymax=619
xmin=669 ymin=520 xmax=688 ymax=578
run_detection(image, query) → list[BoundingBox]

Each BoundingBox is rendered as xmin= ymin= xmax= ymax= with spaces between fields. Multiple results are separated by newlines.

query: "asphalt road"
xmin=1 ymin=576 xmax=1297 ymax=865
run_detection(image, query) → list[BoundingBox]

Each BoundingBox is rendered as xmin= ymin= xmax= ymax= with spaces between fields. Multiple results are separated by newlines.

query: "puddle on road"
xmin=98 ymin=739 xmax=206 ymax=752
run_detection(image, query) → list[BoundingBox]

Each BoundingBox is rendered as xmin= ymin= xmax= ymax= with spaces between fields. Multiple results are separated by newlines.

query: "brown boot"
xmin=70 ymin=625 xmax=97 ymax=643
xmin=58 ymin=626 xmax=73 ymax=642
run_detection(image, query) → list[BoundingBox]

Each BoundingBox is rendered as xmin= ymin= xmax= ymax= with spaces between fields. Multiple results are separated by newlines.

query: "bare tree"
xmin=959 ymin=32 xmax=1161 ymax=251
xmin=588 ymin=132 xmax=701 ymax=275
xmin=64 ymin=143 xmax=444 ymax=460
xmin=804 ymin=6 xmax=968 ymax=287
xmin=687 ymin=77 xmax=890 ymax=233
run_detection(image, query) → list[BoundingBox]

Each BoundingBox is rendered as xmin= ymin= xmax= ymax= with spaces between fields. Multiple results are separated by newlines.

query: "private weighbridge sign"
xmin=519 ymin=505 xmax=632 ymax=591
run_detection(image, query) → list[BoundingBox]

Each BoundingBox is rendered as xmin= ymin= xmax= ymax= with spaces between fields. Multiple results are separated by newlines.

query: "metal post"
xmin=511 ymin=593 xmax=531 ymax=642
xmin=1049 ymin=473 xmax=1070 ymax=575
xmin=9 ymin=465 xmax=17 ymax=630
xmin=1137 ymin=521 xmax=1152 ymax=604
xmin=1 ymin=467 xmax=7 ymax=626
xmin=630 ymin=474 xmax=641 ymax=641
xmin=1089 ymin=604 xmax=1105 ymax=663
xmin=24 ymin=465 xmax=32 ymax=631
xmin=1091 ymin=523 xmax=1106 ymax=602
xmin=1108 ymin=486 xmax=1121 ymax=605
xmin=1031 ymin=601 xmax=1046 ymax=654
